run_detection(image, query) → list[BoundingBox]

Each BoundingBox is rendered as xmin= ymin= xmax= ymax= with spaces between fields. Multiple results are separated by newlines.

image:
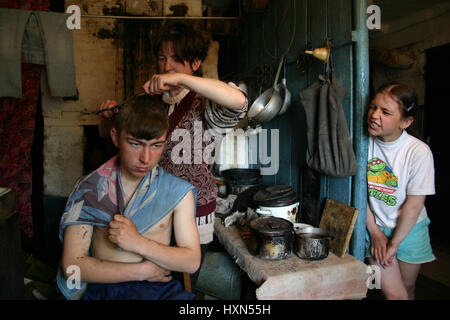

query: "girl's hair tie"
xmin=407 ymin=103 xmax=415 ymax=112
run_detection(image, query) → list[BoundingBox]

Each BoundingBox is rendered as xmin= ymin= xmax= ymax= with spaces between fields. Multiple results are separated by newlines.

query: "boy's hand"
xmin=108 ymin=214 xmax=143 ymax=253
xmin=140 ymin=260 xmax=172 ymax=283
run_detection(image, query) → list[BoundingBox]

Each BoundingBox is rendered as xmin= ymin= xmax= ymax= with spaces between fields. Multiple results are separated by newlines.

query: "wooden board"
xmin=319 ymin=198 xmax=359 ymax=258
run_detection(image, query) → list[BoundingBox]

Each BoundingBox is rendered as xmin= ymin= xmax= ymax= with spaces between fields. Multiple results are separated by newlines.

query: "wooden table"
xmin=214 ymin=218 xmax=369 ymax=300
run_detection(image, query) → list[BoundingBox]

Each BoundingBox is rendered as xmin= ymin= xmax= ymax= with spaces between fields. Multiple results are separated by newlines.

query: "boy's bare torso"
xmin=90 ymin=185 xmax=174 ymax=263
xmin=88 ymin=171 xmax=176 ymax=263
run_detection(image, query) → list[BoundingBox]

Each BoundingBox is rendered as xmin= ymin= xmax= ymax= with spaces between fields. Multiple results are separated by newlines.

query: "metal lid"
xmin=253 ymin=185 xmax=298 ymax=206
xmin=249 ymin=216 xmax=293 ymax=236
xmin=222 ymin=168 xmax=262 ymax=186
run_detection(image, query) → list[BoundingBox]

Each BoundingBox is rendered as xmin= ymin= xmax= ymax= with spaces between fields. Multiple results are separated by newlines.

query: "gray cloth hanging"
xmin=299 ymin=71 xmax=358 ymax=177
xmin=0 ymin=8 xmax=77 ymax=98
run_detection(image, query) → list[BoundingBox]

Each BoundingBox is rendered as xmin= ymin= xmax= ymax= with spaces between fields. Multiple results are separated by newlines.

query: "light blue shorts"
xmin=365 ymin=217 xmax=435 ymax=264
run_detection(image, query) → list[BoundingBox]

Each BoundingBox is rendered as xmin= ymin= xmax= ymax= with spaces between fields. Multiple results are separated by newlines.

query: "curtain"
xmin=0 ymin=0 xmax=49 ymax=237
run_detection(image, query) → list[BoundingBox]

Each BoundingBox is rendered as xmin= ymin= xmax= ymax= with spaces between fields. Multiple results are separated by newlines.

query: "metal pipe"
xmin=79 ymin=14 xmax=240 ymax=20
xmin=350 ymin=0 xmax=370 ymax=262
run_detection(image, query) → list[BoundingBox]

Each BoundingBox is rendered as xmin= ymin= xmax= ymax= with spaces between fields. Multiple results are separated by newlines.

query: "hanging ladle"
xmin=246 ymin=55 xmax=285 ymax=125
xmin=276 ymin=57 xmax=291 ymax=115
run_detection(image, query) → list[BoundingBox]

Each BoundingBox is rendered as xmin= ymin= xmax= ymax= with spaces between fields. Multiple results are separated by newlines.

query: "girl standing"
xmin=366 ymin=83 xmax=435 ymax=300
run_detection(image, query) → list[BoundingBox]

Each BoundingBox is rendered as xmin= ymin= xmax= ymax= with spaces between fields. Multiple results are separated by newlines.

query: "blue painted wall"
xmin=241 ymin=0 xmax=355 ymax=211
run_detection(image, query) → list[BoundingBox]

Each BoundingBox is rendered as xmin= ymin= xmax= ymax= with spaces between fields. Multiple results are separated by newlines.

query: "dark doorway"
xmin=424 ymin=43 xmax=450 ymax=250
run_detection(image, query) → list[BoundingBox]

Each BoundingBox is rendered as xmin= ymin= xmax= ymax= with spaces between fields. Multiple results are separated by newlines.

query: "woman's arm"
xmin=61 ymin=224 xmax=171 ymax=283
xmin=143 ymin=73 xmax=247 ymax=110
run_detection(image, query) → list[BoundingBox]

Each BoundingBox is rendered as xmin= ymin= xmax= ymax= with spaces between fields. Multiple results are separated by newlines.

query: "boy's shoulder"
xmin=157 ymin=166 xmax=197 ymax=196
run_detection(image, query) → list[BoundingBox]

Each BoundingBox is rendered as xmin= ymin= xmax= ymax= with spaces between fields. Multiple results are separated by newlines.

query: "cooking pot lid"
xmin=221 ymin=168 xmax=262 ymax=185
xmin=253 ymin=185 xmax=298 ymax=206
xmin=221 ymin=168 xmax=261 ymax=178
xmin=249 ymin=216 xmax=293 ymax=235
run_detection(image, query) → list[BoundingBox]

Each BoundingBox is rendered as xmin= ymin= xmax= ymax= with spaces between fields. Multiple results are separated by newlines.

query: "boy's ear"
xmin=400 ymin=116 xmax=414 ymax=130
xmin=191 ymin=59 xmax=201 ymax=72
xmin=110 ymin=128 xmax=119 ymax=148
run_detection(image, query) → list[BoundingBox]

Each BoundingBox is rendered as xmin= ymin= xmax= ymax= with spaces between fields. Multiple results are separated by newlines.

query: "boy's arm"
xmin=61 ymin=224 xmax=171 ymax=283
xmin=109 ymin=190 xmax=201 ymax=274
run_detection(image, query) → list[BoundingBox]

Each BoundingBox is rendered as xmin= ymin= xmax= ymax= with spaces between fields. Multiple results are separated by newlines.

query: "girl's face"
xmin=157 ymin=41 xmax=201 ymax=75
xmin=367 ymin=92 xmax=413 ymax=142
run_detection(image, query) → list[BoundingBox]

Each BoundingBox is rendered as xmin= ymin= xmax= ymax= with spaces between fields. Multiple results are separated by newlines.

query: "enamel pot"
xmin=255 ymin=202 xmax=299 ymax=223
xmin=253 ymin=185 xmax=299 ymax=223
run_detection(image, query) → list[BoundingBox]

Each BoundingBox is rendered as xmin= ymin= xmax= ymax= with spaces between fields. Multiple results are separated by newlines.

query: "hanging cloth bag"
xmin=299 ymin=61 xmax=358 ymax=177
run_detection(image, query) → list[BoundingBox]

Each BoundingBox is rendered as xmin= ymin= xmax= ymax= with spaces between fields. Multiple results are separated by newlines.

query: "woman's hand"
xmin=96 ymin=100 xmax=119 ymax=119
xmin=143 ymin=73 xmax=182 ymax=95
xmin=108 ymin=214 xmax=144 ymax=254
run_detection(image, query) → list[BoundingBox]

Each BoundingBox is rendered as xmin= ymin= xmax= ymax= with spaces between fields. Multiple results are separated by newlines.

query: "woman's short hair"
xmin=153 ymin=22 xmax=210 ymax=68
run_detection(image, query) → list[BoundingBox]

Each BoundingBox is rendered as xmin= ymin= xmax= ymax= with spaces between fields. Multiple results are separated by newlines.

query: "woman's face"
xmin=367 ymin=92 xmax=413 ymax=142
xmin=157 ymin=41 xmax=200 ymax=75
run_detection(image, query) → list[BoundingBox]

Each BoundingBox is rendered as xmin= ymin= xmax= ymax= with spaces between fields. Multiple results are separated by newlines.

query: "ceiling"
xmin=373 ymin=0 xmax=450 ymax=24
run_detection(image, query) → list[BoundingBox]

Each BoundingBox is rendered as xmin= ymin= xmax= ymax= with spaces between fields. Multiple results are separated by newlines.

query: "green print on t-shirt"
xmin=367 ymin=158 xmax=398 ymax=207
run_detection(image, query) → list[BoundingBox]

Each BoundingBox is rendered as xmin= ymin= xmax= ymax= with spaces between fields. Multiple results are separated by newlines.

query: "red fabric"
xmin=167 ymin=91 xmax=196 ymax=137
xmin=159 ymin=93 xmax=218 ymax=217
xmin=0 ymin=63 xmax=42 ymax=237
xmin=0 ymin=0 xmax=49 ymax=237
xmin=0 ymin=0 xmax=49 ymax=10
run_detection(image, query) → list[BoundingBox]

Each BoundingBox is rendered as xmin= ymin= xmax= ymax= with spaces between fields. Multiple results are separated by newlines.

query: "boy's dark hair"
xmin=114 ymin=94 xmax=168 ymax=141
xmin=153 ymin=22 xmax=210 ymax=74
xmin=374 ymin=83 xmax=418 ymax=119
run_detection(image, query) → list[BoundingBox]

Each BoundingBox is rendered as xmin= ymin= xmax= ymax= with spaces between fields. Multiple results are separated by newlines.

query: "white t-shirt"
xmin=367 ymin=131 xmax=435 ymax=229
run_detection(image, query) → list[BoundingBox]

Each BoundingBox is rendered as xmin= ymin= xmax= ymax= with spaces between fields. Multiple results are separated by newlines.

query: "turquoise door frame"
xmin=350 ymin=0 xmax=370 ymax=261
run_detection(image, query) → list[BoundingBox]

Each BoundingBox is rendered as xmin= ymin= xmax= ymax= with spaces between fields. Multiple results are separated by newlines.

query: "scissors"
xmin=94 ymin=93 xmax=147 ymax=115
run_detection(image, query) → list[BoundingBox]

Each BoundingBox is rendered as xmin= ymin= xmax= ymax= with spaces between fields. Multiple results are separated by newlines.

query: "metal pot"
xmin=221 ymin=168 xmax=262 ymax=195
xmin=294 ymin=227 xmax=331 ymax=260
xmin=249 ymin=216 xmax=293 ymax=260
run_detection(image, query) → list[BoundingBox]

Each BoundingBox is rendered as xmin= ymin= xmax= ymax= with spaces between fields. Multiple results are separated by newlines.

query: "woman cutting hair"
xmin=97 ymin=22 xmax=248 ymax=288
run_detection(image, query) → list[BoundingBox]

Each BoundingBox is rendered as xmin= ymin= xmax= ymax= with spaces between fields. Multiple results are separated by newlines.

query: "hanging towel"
xmin=0 ymin=8 xmax=77 ymax=98
xmin=36 ymin=10 xmax=77 ymax=98
xmin=0 ymin=8 xmax=30 ymax=98
xmin=299 ymin=71 xmax=358 ymax=177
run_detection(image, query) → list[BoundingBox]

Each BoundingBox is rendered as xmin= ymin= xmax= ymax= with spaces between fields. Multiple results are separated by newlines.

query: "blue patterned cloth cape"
xmin=56 ymin=155 xmax=197 ymax=300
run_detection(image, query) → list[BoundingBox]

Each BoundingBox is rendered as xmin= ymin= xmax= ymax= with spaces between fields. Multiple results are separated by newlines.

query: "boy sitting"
xmin=57 ymin=95 xmax=200 ymax=300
